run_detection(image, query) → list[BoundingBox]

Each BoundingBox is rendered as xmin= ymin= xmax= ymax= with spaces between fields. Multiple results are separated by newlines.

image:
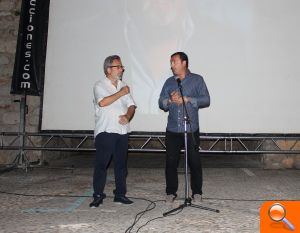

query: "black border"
xmin=37 ymin=0 xmax=50 ymax=132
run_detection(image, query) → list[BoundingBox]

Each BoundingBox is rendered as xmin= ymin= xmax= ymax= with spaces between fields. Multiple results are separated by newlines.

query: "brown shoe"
xmin=192 ymin=194 xmax=202 ymax=203
xmin=165 ymin=194 xmax=177 ymax=203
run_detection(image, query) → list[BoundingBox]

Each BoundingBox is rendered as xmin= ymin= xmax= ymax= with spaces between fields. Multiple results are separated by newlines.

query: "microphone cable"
xmin=124 ymin=198 xmax=165 ymax=233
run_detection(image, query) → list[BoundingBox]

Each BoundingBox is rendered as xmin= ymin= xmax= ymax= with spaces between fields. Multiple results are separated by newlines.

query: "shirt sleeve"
xmin=158 ymin=82 xmax=170 ymax=112
xmin=93 ymin=82 xmax=106 ymax=106
xmin=189 ymin=77 xmax=210 ymax=109
xmin=119 ymin=81 xmax=136 ymax=108
xmin=125 ymin=93 xmax=136 ymax=108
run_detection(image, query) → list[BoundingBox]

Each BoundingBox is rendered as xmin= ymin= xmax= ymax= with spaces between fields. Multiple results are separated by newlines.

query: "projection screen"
xmin=41 ymin=0 xmax=300 ymax=133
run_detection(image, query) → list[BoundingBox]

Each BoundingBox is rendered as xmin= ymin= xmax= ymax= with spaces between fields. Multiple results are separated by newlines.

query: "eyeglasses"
xmin=109 ymin=65 xmax=125 ymax=69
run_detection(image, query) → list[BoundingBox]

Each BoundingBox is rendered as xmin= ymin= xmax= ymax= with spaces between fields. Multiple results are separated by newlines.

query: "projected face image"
xmin=124 ymin=0 xmax=194 ymax=114
xmin=125 ymin=0 xmax=192 ymax=78
xmin=133 ymin=0 xmax=180 ymax=26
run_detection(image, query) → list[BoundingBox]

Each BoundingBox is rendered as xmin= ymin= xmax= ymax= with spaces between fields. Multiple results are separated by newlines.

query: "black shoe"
xmin=114 ymin=196 xmax=133 ymax=205
xmin=89 ymin=196 xmax=105 ymax=208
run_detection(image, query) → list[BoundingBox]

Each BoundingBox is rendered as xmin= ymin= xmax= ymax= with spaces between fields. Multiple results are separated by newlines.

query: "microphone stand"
xmin=163 ymin=78 xmax=219 ymax=217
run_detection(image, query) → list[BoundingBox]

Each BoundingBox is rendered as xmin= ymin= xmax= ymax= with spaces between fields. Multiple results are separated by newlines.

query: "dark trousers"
xmin=93 ymin=132 xmax=128 ymax=198
xmin=165 ymin=130 xmax=203 ymax=196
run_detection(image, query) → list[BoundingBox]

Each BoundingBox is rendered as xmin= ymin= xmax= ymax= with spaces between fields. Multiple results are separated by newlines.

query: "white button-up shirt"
xmin=93 ymin=78 xmax=136 ymax=137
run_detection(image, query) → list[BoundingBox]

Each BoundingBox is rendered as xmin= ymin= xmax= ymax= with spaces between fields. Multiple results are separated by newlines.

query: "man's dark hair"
xmin=171 ymin=52 xmax=189 ymax=68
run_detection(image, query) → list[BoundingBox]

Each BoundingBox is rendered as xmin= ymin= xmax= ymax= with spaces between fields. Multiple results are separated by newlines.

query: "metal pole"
xmin=12 ymin=93 xmax=29 ymax=170
xmin=184 ymin=115 xmax=189 ymax=201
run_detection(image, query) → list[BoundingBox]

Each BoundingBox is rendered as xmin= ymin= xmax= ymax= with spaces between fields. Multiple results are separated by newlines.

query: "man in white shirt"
xmin=90 ymin=55 xmax=136 ymax=208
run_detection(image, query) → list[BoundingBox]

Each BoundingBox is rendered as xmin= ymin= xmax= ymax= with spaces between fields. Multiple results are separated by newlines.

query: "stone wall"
xmin=263 ymin=140 xmax=300 ymax=169
xmin=0 ymin=0 xmax=41 ymax=164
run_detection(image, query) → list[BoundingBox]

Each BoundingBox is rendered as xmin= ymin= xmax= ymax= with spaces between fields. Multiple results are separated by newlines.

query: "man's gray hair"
xmin=103 ymin=55 xmax=121 ymax=75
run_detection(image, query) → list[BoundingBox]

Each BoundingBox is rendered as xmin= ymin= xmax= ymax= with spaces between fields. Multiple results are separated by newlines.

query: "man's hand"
xmin=119 ymin=86 xmax=130 ymax=96
xmin=170 ymin=91 xmax=181 ymax=104
xmin=169 ymin=91 xmax=189 ymax=105
xmin=99 ymin=86 xmax=130 ymax=107
xmin=118 ymin=115 xmax=129 ymax=125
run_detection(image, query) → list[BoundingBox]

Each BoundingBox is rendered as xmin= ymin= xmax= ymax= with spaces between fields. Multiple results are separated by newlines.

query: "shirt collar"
xmin=173 ymin=69 xmax=192 ymax=80
xmin=104 ymin=77 xmax=122 ymax=89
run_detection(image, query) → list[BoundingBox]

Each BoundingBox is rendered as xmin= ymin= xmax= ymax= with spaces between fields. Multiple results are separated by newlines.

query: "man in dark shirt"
xmin=159 ymin=52 xmax=210 ymax=203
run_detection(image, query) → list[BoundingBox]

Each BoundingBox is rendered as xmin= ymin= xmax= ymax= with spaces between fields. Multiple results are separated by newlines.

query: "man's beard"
xmin=112 ymin=75 xmax=122 ymax=82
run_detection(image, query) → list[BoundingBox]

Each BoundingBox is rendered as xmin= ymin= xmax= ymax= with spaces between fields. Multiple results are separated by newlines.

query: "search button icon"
xmin=268 ymin=203 xmax=295 ymax=231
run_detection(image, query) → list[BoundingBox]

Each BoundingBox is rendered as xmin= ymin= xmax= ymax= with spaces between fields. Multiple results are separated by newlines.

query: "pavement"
xmin=0 ymin=154 xmax=299 ymax=233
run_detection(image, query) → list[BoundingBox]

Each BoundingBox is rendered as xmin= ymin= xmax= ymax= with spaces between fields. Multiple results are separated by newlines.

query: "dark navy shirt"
xmin=159 ymin=72 xmax=210 ymax=133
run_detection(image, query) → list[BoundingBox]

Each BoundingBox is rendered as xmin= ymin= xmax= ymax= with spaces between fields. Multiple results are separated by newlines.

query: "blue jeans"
xmin=93 ymin=132 xmax=128 ymax=198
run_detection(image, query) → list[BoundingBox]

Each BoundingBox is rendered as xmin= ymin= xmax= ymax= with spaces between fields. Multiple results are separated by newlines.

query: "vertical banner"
xmin=11 ymin=0 xmax=49 ymax=96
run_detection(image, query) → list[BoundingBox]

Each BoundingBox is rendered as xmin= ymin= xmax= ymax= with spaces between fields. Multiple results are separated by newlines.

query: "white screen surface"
xmin=42 ymin=0 xmax=300 ymax=133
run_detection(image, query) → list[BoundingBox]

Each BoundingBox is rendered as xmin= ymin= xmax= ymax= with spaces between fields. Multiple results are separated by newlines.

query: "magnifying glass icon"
xmin=268 ymin=203 xmax=295 ymax=231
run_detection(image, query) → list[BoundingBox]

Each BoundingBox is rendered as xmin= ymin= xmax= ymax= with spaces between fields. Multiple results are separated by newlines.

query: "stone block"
xmin=27 ymin=96 xmax=41 ymax=108
xmin=28 ymin=113 xmax=39 ymax=127
xmin=0 ymin=54 xmax=10 ymax=65
xmin=0 ymin=63 xmax=13 ymax=76
xmin=263 ymin=161 xmax=283 ymax=169
xmin=0 ymin=123 xmax=18 ymax=132
xmin=0 ymin=42 xmax=5 ymax=53
xmin=263 ymin=154 xmax=300 ymax=169
xmin=32 ymin=106 xmax=40 ymax=116
xmin=26 ymin=150 xmax=42 ymax=162
xmin=0 ymin=150 xmax=41 ymax=165
xmin=0 ymin=95 xmax=19 ymax=112
xmin=0 ymin=1 xmax=15 ymax=11
xmin=0 ymin=39 xmax=17 ymax=53
xmin=42 ymin=151 xmax=65 ymax=162
xmin=0 ymin=12 xmax=11 ymax=17
xmin=262 ymin=154 xmax=284 ymax=169
xmin=0 ymin=85 xmax=11 ymax=98
xmin=0 ymin=104 xmax=10 ymax=110
xmin=294 ymin=155 xmax=300 ymax=169
xmin=28 ymin=135 xmax=43 ymax=145
xmin=0 ymin=96 xmax=12 ymax=106
xmin=2 ymin=111 xmax=19 ymax=125
xmin=281 ymin=156 xmax=294 ymax=169
xmin=25 ymin=125 xmax=39 ymax=133
xmin=27 ymin=106 xmax=39 ymax=116
xmin=16 ymin=0 xmax=21 ymax=11
xmin=292 ymin=141 xmax=300 ymax=150
xmin=0 ymin=15 xmax=16 ymax=31
xmin=8 ymin=101 xmax=19 ymax=111
xmin=0 ymin=152 xmax=6 ymax=164
xmin=0 ymin=101 xmax=12 ymax=110
xmin=0 ymin=150 xmax=16 ymax=164
xmin=277 ymin=140 xmax=299 ymax=150
xmin=0 ymin=30 xmax=9 ymax=41
xmin=0 ymin=76 xmax=10 ymax=86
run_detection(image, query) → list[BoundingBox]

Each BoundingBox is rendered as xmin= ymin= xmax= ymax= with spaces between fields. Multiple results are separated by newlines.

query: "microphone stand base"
xmin=163 ymin=198 xmax=220 ymax=217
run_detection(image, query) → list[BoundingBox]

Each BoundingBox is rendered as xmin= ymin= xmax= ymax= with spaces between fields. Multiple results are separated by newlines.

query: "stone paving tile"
xmin=0 ymin=168 xmax=299 ymax=232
